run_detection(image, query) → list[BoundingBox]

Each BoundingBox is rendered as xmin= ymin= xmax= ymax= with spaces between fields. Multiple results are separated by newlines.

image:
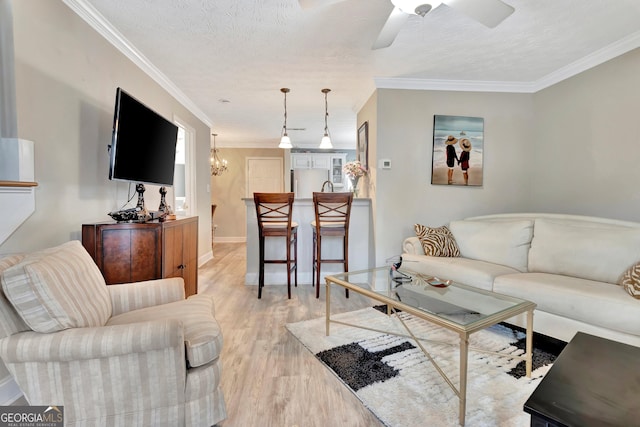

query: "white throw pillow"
xmin=1 ymin=241 xmax=112 ymax=333
xmin=448 ymin=220 xmax=534 ymax=272
xmin=528 ymin=219 xmax=640 ymax=284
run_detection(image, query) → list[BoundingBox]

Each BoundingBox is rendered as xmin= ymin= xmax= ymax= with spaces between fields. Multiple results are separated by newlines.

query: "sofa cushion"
xmin=0 ymin=255 xmax=30 ymax=338
xmin=493 ymin=273 xmax=640 ymax=336
xmin=107 ymin=294 xmax=223 ymax=368
xmin=414 ymin=224 xmax=460 ymax=257
xmin=528 ymin=219 xmax=640 ymax=284
xmin=619 ymin=261 xmax=640 ymax=299
xmin=448 ymin=219 xmax=533 ymax=272
xmin=1 ymin=241 xmax=112 ymax=333
xmin=401 ymin=253 xmax=519 ymax=291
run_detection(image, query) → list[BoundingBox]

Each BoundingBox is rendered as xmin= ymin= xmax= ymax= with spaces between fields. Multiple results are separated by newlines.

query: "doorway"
xmin=246 ymin=157 xmax=284 ymax=196
xmin=173 ymin=118 xmax=195 ymax=216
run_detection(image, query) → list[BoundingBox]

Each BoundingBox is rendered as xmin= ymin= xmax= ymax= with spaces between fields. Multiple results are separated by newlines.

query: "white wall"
xmin=0 ymin=0 xmax=213 ymax=257
xmin=362 ymin=47 xmax=640 ymax=267
xmin=531 ymin=47 xmax=640 ymax=221
xmin=362 ymin=89 xmax=536 ymax=265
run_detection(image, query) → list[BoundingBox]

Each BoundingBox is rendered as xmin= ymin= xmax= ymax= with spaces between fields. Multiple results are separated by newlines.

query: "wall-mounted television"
xmin=108 ymin=87 xmax=178 ymax=187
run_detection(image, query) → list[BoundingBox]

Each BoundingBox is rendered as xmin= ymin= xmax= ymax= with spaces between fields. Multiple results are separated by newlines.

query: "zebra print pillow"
xmin=620 ymin=261 xmax=640 ymax=299
xmin=414 ymin=224 xmax=460 ymax=257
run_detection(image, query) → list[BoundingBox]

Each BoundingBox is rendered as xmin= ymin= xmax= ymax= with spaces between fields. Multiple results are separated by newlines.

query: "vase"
xmin=349 ymin=176 xmax=360 ymax=197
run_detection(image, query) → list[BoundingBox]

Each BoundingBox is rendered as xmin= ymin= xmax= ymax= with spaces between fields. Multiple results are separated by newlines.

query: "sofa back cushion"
xmin=1 ymin=241 xmax=112 ymax=333
xmin=528 ymin=218 xmax=640 ymax=284
xmin=448 ymin=219 xmax=534 ymax=272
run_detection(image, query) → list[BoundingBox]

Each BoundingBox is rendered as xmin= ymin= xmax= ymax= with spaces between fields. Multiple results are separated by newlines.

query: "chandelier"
xmin=210 ymin=133 xmax=228 ymax=176
xmin=319 ymin=88 xmax=333 ymax=149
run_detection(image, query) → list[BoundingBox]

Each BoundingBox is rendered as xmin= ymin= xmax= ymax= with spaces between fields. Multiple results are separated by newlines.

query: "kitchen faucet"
xmin=321 ymin=180 xmax=334 ymax=192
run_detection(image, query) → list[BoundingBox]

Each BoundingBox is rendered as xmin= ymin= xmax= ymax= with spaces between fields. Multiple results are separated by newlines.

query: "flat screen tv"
xmin=108 ymin=87 xmax=178 ymax=187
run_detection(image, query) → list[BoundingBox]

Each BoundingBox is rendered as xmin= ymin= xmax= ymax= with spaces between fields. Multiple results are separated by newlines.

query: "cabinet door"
xmin=182 ymin=219 xmax=198 ymax=296
xmin=163 ymin=222 xmax=185 ymax=281
xmin=100 ymin=226 xmax=161 ymax=284
xmin=291 ymin=154 xmax=311 ymax=169
xmin=330 ymin=154 xmax=346 ymax=187
xmin=311 ymin=154 xmax=330 ymax=169
xmin=162 ymin=218 xmax=198 ymax=297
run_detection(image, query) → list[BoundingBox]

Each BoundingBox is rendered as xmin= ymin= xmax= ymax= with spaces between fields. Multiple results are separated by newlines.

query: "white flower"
xmin=343 ymin=160 xmax=367 ymax=178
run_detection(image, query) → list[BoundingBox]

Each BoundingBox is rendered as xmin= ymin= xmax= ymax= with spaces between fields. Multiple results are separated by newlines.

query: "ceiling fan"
xmin=299 ymin=0 xmax=515 ymax=50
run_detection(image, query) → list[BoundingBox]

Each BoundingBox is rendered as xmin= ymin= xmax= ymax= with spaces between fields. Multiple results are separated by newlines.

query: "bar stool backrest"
xmin=254 ymin=192 xmax=295 ymax=235
xmin=312 ymin=192 xmax=353 ymax=232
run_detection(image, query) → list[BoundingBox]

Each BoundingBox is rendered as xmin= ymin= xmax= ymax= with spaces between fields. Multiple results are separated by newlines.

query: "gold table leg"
xmin=526 ymin=309 xmax=534 ymax=377
xmin=325 ymin=280 xmax=331 ymax=336
xmin=459 ymin=333 xmax=469 ymax=426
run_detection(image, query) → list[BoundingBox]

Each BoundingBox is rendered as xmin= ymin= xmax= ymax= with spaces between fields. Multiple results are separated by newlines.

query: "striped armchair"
xmin=0 ymin=241 xmax=226 ymax=427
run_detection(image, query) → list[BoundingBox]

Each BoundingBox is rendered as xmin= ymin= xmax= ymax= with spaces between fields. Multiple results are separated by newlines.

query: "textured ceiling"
xmin=79 ymin=0 xmax=640 ymax=148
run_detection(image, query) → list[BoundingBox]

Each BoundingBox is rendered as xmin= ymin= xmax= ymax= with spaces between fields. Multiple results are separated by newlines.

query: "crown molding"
xmin=374 ymin=77 xmax=537 ymax=93
xmin=531 ymin=30 xmax=640 ymax=92
xmin=62 ymin=0 xmax=212 ymax=127
xmin=376 ymin=30 xmax=640 ymax=94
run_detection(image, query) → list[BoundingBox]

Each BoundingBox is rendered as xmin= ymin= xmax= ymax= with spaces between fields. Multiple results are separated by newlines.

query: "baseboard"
xmin=213 ymin=236 xmax=246 ymax=243
xmin=198 ymin=250 xmax=213 ymax=266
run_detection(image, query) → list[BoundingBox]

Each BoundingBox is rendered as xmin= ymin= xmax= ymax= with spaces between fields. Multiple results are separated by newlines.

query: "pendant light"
xmin=210 ymin=133 xmax=228 ymax=176
xmin=279 ymin=88 xmax=293 ymax=149
xmin=319 ymin=88 xmax=333 ymax=149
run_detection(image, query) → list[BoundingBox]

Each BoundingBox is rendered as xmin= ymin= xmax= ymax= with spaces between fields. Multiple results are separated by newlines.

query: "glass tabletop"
xmin=326 ymin=266 xmax=534 ymax=330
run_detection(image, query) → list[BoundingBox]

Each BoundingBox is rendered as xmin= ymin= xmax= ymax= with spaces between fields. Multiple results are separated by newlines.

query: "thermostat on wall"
xmin=379 ymin=159 xmax=391 ymax=169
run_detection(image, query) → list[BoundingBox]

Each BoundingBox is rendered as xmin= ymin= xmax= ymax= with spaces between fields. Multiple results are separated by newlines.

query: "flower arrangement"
xmin=343 ymin=160 xmax=367 ymax=178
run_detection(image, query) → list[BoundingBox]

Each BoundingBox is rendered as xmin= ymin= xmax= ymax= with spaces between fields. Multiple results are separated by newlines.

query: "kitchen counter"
xmin=243 ymin=197 xmax=373 ymax=287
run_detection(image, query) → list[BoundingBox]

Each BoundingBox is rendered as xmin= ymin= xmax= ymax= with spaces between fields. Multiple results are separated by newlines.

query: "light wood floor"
xmin=199 ymin=243 xmax=384 ymax=427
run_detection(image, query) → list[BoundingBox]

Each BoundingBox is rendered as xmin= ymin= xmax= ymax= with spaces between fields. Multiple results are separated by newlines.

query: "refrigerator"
xmin=290 ymin=169 xmax=331 ymax=198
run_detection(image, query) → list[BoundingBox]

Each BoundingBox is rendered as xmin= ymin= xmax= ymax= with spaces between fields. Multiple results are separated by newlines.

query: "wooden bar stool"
xmin=312 ymin=192 xmax=353 ymax=298
xmin=254 ymin=192 xmax=298 ymax=299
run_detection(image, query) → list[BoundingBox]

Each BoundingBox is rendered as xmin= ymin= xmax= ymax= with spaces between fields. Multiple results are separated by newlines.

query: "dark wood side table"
xmin=524 ymin=332 xmax=640 ymax=427
xmin=82 ymin=216 xmax=198 ymax=296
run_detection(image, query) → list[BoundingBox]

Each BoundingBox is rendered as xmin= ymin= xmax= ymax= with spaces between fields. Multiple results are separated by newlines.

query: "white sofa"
xmin=402 ymin=213 xmax=640 ymax=347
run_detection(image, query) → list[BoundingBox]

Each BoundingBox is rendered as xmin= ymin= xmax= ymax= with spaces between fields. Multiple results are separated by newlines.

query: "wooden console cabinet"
xmin=82 ymin=216 xmax=198 ymax=296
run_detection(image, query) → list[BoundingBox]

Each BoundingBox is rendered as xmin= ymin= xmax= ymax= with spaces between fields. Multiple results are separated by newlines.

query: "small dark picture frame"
xmin=357 ymin=121 xmax=369 ymax=170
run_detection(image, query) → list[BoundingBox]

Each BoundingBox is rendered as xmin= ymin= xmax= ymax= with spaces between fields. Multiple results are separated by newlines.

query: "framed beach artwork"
xmin=431 ymin=115 xmax=484 ymax=186
xmin=357 ymin=121 xmax=369 ymax=170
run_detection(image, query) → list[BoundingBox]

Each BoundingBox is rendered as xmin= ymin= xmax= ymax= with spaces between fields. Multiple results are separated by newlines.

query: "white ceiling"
xmin=71 ymin=0 xmax=640 ymax=149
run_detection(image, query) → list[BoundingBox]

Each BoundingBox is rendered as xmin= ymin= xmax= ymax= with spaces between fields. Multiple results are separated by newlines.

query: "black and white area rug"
xmin=286 ymin=307 xmax=562 ymax=427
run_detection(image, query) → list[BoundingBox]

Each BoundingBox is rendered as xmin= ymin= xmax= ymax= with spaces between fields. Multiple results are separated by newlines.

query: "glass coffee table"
xmin=324 ymin=267 xmax=536 ymax=426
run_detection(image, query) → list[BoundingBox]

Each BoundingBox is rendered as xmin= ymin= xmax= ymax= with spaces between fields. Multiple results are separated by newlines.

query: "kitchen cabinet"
xmin=330 ymin=154 xmax=347 ymax=187
xmin=291 ymin=153 xmax=330 ymax=169
xmin=81 ymin=216 xmax=198 ymax=296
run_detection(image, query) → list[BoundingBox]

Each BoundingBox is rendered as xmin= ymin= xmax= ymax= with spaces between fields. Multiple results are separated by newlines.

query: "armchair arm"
xmin=0 ymin=319 xmax=184 ymax=363
xmin=109 ymin=277 xmax=186 ymax=315
xmin=403 ymin=236 xmax=425 ymax=256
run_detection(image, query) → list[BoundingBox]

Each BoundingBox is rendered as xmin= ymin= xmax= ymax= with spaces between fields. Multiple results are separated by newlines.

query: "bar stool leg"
xmin=315 ymin=233 xmax=322 ymax=299
xmin=293 ymin=228 xmax=298 ymax=288
xmin=343 ymin=234 xmax=349 ymax=298
xmin=286 ymin=232 xmax=292 ymax=299
xmin=258 ymin=235 xmax=265 ymax=299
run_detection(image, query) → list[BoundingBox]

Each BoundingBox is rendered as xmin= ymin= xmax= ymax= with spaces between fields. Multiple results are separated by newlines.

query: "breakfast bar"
xmin=243 ymin=197 xmax=373 ymax=287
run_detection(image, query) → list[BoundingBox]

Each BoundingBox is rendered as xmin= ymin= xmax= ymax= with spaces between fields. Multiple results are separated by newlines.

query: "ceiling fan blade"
xmin=444 ymin=0 xmax=514 ymax=28
xmin=298 ymin=0 xmax=347 ymax=9
xmin=372 ymin=7 xmax=410 ymax=50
